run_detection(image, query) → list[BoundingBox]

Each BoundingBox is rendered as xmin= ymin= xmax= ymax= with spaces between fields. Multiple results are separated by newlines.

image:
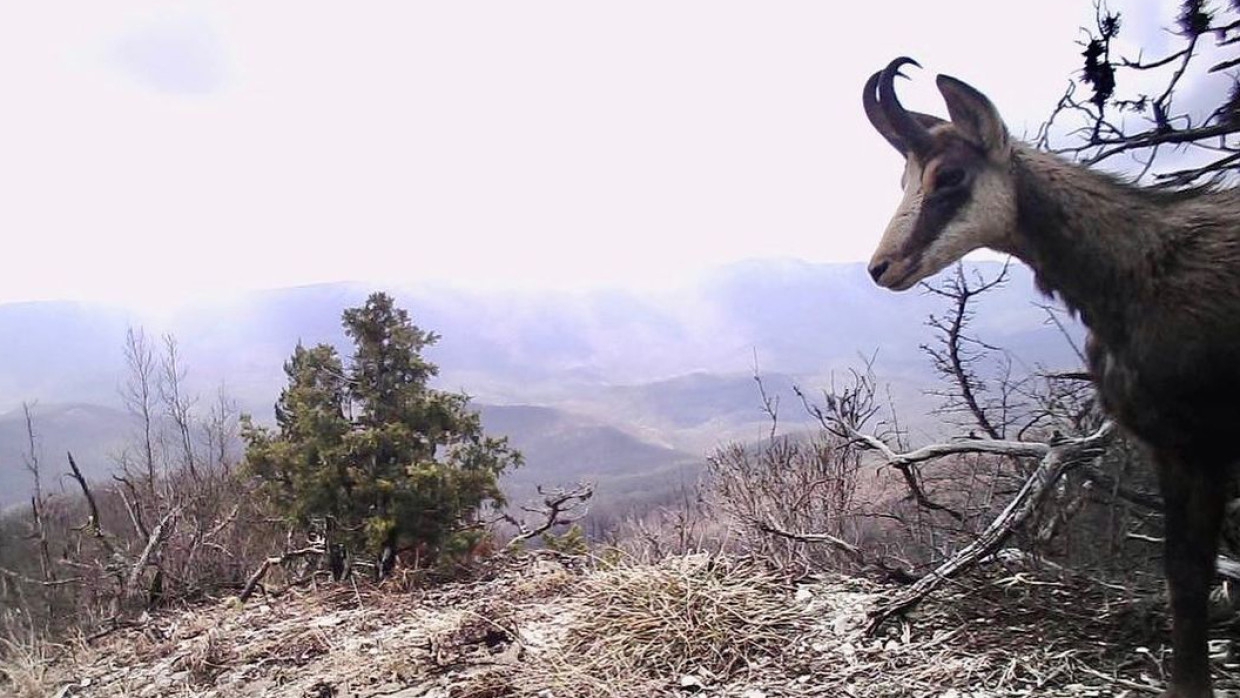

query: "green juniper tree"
xmin=243 ymin=292 xmax=520 ymax=578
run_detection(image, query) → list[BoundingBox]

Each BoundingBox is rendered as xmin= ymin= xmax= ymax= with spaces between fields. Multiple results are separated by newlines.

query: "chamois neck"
xmin=1008 ymin=147 xmax=1166 ymax=342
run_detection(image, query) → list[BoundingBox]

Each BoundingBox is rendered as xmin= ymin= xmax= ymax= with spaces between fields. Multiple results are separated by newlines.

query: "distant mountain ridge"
xmin=0 ymin=259 xmax=1085 ymax=510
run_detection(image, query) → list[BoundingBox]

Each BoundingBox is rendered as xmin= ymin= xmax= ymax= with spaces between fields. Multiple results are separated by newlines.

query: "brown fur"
xmin=863 ymin=58 xmax=1240 ymax=698
xmin=1009 ymin=147 xmax=1240 ymax=459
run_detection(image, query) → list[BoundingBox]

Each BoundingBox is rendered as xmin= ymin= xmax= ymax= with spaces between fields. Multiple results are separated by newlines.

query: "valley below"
xmin=0 ymin=259 xmax=1083 ymax=523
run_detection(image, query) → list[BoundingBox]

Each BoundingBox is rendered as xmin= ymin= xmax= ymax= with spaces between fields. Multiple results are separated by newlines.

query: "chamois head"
xmin=864 ymin=58 xmax=1017 ymax=290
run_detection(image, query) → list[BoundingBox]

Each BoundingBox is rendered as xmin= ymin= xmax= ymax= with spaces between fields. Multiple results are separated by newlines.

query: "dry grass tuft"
xmin=0 ymin=633 xmax=54 ymax=698
xmin=565 ymin=554 xmax=808 ymax=681
xmin=179 ymin=628 xmax=233 ymax=685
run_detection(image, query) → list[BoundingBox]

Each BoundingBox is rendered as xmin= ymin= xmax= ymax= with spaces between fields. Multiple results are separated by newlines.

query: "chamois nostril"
xmin=869 ymin=260 xmax=890 ymax=283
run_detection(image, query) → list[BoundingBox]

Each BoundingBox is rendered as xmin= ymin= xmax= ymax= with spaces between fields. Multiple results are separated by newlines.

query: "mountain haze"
xmin=0 ymin=260 xmax=1085 ymax=511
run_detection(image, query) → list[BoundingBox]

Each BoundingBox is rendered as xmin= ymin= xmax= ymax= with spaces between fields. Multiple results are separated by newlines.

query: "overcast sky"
xmin=0 ymin=1 xmax=1186 ymax=308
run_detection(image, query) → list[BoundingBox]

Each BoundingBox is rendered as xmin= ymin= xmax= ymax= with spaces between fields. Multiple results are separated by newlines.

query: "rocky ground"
xmin=8 ymin=553 xmax=1240 ymax=697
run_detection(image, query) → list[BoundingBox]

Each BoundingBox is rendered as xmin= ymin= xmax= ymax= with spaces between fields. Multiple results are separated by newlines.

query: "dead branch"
xmin=842 ymin=423 xmax=1050 ymax=523
xmin=758 ymin=519 xmax=917 ymax=584
xmin=0 ymin=567 xmax=84 ymax=587
xmin=1074 ymin=664 xmax=1162 ymax=695
xmin=797 ymin=369 xmax=976 ymax=521
xmin=240 ymin=560 xmax=276 ymax=603
xmin=853 ymin=432 xmax=1050 ymax=469
xmin=503 ymin=483 xmax=594 ymax=550
xmin=124 ymin=506 xmax=180 ymax=600
xmin=866 ymin=422 xmax=1114 ymax=633
xmin=1041 ymin=2 xmax=1240 ymax=185
xmin=1077 ymin=460 xmax=1163 ymax=511
xmin=111 ymin=473 xmax=151 ymax=539
xmin=920 ymin=263 xmax=1012 ymax=439
xmin=753 ymin=354 xmax=780 ymax=441
xmin=240 ymin=545 xmax=326 ymax=602
xmin=65 ymin=452 xmax=117 ymax=558
xmin=22 ymin=404 xmax=57 ymax=587
xmin=202 ymin=503 xmax=241 ymax=540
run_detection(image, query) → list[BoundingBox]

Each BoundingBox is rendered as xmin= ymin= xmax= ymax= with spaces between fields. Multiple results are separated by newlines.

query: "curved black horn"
xmin=863 ymin=71 xmax=907 ymax=154
xmin=876 ymin=57 xmax=934 ymax=156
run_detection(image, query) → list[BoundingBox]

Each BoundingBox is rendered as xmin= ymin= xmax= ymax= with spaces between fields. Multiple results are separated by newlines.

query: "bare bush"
xmin=603 ymin=503 xmax=723 ymax=563
xmin=692 ymin=262 xmax=1180 ymax=633
xmin=0 ymin=331 xmax=286 ymax=649
xmin=706 ymin=432 xmax=863 ymax=572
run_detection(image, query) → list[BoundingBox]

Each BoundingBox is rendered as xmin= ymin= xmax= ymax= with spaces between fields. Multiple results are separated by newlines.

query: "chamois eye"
xmin=935 ymin=167 xmax=966 ymax=190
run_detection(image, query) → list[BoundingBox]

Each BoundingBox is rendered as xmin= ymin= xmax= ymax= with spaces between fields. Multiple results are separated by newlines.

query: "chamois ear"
xmin=936 ymin=74 xmax=1008 ymax=153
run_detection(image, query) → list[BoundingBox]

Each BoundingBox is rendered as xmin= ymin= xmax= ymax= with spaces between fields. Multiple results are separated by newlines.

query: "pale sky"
xmin=0 ymin=1 xmax=1183 ymax=308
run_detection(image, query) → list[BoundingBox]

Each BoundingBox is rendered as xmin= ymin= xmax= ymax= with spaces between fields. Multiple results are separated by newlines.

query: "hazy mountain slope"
xmin=154 ymin=283 xmax=373 ymax=412
xmin=0 ymin=259 xmax=1086 ymax=509
xmin=555 ymin=371 xmax=816 ymax=453
xmin=0 ymin=302 xmax=136 ymax=409
xmin=0 ymin=403 xmax=133 ymax=506
xmin=0 ymin=401 xmax=700 ymax=513
xmin=482 ymin=404 xmax=701 ymax=516
xmin=699 ymin=259 xmax=1079 ymax=374
xmin=0 ymin=260 xmax=1083 ymax=414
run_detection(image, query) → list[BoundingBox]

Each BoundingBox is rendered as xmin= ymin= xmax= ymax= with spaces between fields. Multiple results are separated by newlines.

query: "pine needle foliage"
xmin=242 ymin=292 xmax=521 ymax=576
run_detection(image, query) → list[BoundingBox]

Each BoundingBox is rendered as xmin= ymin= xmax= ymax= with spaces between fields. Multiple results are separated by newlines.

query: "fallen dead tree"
xmin=858 ymin=422 xmax=1114 ymax=631
xmin=239 ymin=542 xmax=328 ymax=602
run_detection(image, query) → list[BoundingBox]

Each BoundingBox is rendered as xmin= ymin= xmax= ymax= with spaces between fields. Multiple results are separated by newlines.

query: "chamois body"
xmin=1011 ymin=147 xmax=1240 ymax=459
xmin=862 ymin=57 xmax=1240 ymax=698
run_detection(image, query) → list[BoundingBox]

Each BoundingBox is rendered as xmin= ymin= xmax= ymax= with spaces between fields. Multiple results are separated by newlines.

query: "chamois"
xmin=862 ymin=57 xmax=1240 ymax=698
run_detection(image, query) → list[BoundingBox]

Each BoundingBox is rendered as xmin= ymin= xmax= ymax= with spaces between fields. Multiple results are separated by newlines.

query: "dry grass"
xmin=179 ymin=628 xmax=234 ymax=685
xmin=511 ymin=554 xmax=813 ymax=697
xmin=570 ymin=555 xmax=806 ymax=677
xmin=11 ymin=552 xmax=1240 ymax=698
xmin=0 ymin=622 xmax=101 ymax=698
xmin=0 ymin=633 xmax=53 ymax=698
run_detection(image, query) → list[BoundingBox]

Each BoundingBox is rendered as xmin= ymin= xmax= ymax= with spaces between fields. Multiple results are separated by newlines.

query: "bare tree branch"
xmin=867 ymin=422 xmax=1115 ymax=632
xmin=503 ymin=484 xmax=594 ymax=550
xmin=920 ymin=263 xmax=1012 ymax=439
xmin=124 ymin=506 xmax=180 ymax=601
xmin=1043 ymin=1 xmax=1240 ymax=185
xmin=757 ymin=519 xmax=917 ymax=584
xmin=65 ymin=452 xmax=115 ymax=558
xmin=240 ymin=544 xmax=327 ymax=602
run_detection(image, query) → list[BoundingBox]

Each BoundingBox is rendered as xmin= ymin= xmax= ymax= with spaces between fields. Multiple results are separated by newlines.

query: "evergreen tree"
xmin=243 ymin=292 xmax=520 ymax=577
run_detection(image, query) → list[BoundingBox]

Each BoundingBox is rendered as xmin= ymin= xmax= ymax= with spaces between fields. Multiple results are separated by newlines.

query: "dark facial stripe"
xmin=894 ymin=131 xmax=984 ymax=271
xmin=899 ymin=186 xmax=971 ymax=269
